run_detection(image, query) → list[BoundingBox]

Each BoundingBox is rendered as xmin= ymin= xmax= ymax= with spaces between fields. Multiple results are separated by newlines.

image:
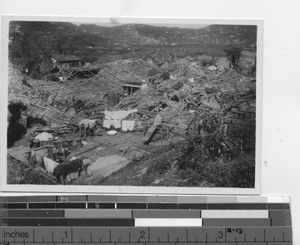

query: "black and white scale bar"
xmin=0 ymin=218 xmax=278 ymax=227
xmin=0 ymin=202 xmax=292 ymax=210
xmin=0 ymin=226 xmax=293 ymax=243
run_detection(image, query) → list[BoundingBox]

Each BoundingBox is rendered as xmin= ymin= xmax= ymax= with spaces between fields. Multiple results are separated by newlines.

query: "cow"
xmin=53 ymin=158 xmax=85 ymax=184
xmin=52 ymin=158 xmax=92 ymax=184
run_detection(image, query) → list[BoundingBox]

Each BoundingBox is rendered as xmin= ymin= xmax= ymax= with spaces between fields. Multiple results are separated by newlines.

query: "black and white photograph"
xmin=4 ymin=17 xmax=262 ymax=193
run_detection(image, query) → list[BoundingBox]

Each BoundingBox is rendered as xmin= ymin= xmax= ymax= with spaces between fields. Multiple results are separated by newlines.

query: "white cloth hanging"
xmin=43 ymin=156 xmax=59 ymax=173
xmin=122 ymin=120 xmax=135 ymax=131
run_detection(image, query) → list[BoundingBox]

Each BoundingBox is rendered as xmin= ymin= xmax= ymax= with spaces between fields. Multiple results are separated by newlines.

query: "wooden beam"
xmin=8 ymin=156 xmax=57 ymax=184
xmin=66 ymin=144 xmax=103 ymax=159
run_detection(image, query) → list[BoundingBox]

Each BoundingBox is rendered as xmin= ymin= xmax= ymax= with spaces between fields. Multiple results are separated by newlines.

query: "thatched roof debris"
xmin=8 ymin=57 xmax=164 ymax=126
xmin=7 ymin=48 xmax=257 ymax=188
xmin=113 ymin=62 xmax=255 ymax=145
xmin=144 ymin=49 xmax=175 ymax=67
xmin=9 ymin=50 xmax=256 ymax=144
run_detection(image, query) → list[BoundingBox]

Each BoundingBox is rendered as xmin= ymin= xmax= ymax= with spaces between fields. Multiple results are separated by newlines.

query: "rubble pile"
xmin=8 ymin=50 xmax=256 ymax=187
xmin=110 ymin=55 xmax=256 ymax=187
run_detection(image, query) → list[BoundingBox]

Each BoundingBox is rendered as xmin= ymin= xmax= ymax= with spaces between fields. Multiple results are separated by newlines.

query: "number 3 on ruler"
xmin=218 ymin=231 xmax=224 ymax=239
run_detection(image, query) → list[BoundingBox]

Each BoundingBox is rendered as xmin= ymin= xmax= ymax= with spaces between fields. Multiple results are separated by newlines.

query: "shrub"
xmin=177 ymin=153 xmax=255 ymax=188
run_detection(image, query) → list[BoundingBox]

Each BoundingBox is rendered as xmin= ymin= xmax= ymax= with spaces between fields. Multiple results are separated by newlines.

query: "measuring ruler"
xmin=0 ymin=195 xmax=293 ymax=244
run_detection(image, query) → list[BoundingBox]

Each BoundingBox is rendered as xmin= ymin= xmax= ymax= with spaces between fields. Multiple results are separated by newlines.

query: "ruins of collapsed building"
xmin=7 ymin=49 xmax=256 ymax=187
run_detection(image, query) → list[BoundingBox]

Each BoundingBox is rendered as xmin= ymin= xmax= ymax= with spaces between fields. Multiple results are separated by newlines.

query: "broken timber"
xmin=7 ymin=145 xmax=57 ymax=184
xmin=66 ymin=143 xmax=103 ymax=160
xmin=143 ymin=114 xmax=163 ymax=144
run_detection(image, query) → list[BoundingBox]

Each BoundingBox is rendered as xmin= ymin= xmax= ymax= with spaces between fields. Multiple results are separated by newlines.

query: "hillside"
xmin=79 ymin=23 xmax=257 ymax=49
xmin=9 ymin=21 xmax=123 ymax=71
xmin=9 ymin=21 xmax=257 ymax=73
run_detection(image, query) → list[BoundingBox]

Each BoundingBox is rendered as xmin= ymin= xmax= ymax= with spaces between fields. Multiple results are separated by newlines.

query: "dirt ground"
xmin=7 ymin=124 xmax=186 ymax=186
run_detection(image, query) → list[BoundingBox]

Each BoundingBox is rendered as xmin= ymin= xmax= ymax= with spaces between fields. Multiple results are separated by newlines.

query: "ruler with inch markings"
xmin=0 ymin=195 xmax=293 ymax=245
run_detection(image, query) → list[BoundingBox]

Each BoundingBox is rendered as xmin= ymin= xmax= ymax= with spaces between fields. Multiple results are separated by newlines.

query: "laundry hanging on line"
xmin=104 ymin=109 xmax=138 ymax=120
xmin=103 ymin=109 xmax=138 ymax=129
xmin=43 ymin=156 xmax=59 ymax=174
xmin=122 ymin=120 xmax=135 ymax=131
xmin=103 ymin=119 xmax=121 ymax=129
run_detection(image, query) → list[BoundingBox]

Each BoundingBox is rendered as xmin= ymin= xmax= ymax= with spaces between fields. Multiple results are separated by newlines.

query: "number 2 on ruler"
xmin=140 ymin=231 xmax=146 ymax=239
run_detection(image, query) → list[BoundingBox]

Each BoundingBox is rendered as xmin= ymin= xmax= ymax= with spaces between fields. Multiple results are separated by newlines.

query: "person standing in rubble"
xmin=154 ymin=80 xmax=160 ymax=90
xmin=149 ymin=77 xmax=157 ymax=89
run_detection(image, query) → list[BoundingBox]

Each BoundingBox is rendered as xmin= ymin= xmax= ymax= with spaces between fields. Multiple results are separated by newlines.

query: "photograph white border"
xmin=1 ymin=15 xmax=263 ymax=195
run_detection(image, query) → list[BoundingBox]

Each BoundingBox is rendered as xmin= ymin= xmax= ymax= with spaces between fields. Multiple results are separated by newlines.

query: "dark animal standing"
xmin=53 ymin=158 xmax=84 ymax=184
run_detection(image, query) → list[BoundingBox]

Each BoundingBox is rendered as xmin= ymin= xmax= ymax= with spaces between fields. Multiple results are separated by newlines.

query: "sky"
xmin=72 ymin=18 xmax=210 ymax=29
xmin=73 ymin=22 xmax=209 ymax=29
